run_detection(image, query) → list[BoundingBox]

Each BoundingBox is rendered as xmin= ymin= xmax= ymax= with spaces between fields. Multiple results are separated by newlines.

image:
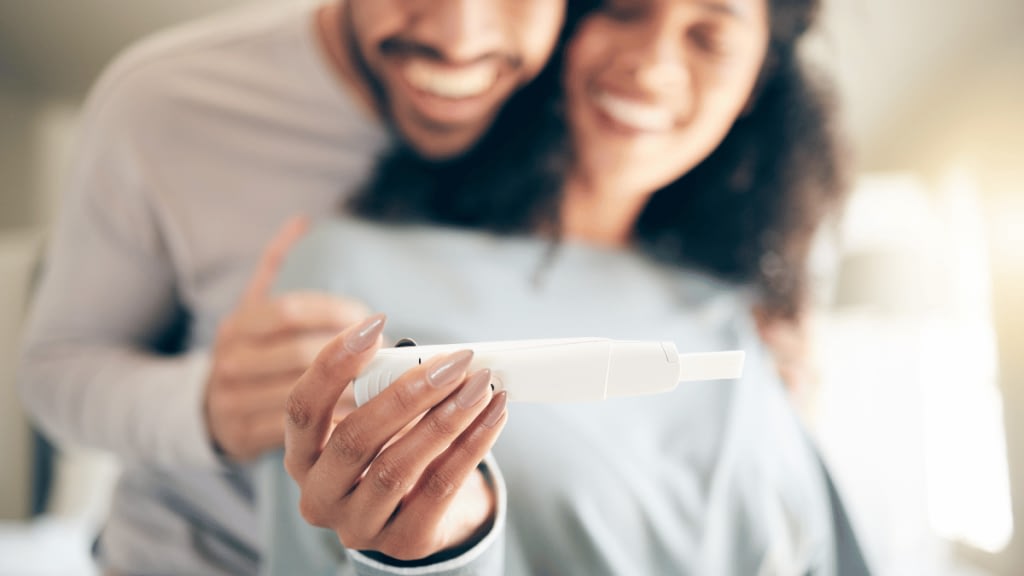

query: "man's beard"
xmin=342 ymin=3 xmax=521 ymax=136
xmin=342 ymin=0 xmax=389 ymax=118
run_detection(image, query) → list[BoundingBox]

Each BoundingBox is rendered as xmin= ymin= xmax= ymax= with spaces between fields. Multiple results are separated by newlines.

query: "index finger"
xmin=243 ymin=216 xmax=310 ymax=305
xmin=284 ymin=313 xmax=386 ymax=481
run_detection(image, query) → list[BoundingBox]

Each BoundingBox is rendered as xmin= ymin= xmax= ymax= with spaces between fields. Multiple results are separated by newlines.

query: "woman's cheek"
xmin=565 ymin=18 xmax=615 ymax=74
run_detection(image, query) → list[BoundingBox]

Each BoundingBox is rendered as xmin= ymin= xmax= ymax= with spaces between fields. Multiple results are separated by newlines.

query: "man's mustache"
xmin=379 ymin=38 xmax=521 ymax=69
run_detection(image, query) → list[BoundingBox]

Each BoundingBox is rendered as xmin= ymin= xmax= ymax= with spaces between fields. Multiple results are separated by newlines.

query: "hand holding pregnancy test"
xmin=353 ymin=337 xmax=745 ymax=406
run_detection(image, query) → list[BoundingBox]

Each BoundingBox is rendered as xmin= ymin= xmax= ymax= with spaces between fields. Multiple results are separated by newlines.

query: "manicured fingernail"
xmin=456 ymin=369 xmax=492 ymax=409
xmin=427 ymin=350 xmax=474 ymax=388
xmin=345 ymin=313 xmax=386 ymax=352
xmin=482 ymin=391 xmax=508 ymax=428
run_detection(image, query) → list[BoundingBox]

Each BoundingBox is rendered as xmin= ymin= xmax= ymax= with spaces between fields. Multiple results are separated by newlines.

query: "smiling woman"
xmin=564 ymin=0 xmax=771 ymax=210
xmin=263 ymin=0 xmax=857 ymax=574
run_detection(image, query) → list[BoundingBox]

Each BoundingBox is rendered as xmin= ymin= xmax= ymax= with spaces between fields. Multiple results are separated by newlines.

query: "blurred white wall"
xmin=0 ymin=89 xmax=37 ymax=230
xmin=0 ymin=86 xmax=43 ymax=520
xmin=807 ymin=0 xmax=1024 ymax=172
xmin=0 ymin=230 xmax=43 ymax=519
xmin=0 ymin=0 xmax=260 ymax=99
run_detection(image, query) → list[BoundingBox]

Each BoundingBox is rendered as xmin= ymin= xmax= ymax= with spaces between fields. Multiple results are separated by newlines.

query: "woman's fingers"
xmin=386 ymin=392 xmax=508 ymax=555
xmin=283 ymin=334 xmax=509 ymax=561
xmin=343 ymin=369 xmax=495 ymax=536
xmin=283 ymin=314 xmax=386 ymax=481
xmin=297 ymin=351 xmax=475 ymax=523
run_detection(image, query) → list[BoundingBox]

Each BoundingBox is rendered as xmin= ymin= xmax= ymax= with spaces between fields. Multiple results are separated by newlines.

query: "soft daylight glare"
xmin=815 ymin=171 xmax=1015 ymax=568
xmin=922 ymin=169 xmax=1013 ymax=554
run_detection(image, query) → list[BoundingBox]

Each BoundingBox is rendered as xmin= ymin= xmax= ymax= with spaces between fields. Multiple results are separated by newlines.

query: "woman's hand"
xmin=283 ymin=315 xmax=509 ymax=562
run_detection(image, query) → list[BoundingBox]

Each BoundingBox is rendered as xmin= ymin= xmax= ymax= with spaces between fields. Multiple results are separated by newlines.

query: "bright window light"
xmin=920 ymin=168 xmax=1013 ymax=553
xmin=815 ymin=170 xmax=1013 ymax=572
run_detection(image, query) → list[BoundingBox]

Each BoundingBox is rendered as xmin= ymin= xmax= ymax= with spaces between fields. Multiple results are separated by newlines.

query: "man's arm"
xmin=16 ymin=77 xmax=220 ymax=465
xmin=19 ymin=200 xmax=364 ymax=468
xmin=17 ymin=69 xmax=363 ymax=468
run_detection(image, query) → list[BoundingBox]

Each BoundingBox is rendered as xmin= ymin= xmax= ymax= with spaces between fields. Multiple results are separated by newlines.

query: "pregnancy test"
xmin=353 ymin=337 xmax=745 ymax=406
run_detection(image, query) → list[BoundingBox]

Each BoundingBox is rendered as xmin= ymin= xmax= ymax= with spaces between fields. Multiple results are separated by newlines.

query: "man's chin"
xmin=397 ymin=116 xmax=493 ymax=161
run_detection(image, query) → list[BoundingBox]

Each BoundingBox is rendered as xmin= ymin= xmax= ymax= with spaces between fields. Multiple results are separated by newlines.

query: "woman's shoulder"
xmin=709 ymin=335 xmax=836 ymax=572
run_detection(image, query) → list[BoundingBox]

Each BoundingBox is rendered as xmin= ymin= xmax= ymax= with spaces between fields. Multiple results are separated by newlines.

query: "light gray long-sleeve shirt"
xmin=260 ymin=217 xmax=839 ymax=576
xmin=15 ymin=3 xmax=420 ymax=574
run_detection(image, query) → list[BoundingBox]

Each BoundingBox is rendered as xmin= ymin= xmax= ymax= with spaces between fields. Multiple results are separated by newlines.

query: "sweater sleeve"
xmin=16 ymin=63 xmax=221 ymax=469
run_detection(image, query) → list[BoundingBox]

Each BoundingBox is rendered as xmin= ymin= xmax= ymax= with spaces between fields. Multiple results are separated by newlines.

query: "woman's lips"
xmin=591 ymin=89 xmax=676 ymax=133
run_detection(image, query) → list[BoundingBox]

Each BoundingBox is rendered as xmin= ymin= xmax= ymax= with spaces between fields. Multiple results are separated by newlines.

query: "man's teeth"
xmin=593 ymin=92 xmax=674 ymax=132
xmin=404 ymin=61 xmax=497 ymax=99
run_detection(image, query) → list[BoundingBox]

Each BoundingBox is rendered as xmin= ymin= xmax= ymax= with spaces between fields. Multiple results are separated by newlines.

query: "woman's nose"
xmin=616 ymin=21 xmax=689 ymax=95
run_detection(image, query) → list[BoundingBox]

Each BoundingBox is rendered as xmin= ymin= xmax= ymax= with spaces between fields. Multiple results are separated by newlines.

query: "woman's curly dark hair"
xmin=349 ymin=0 xmax=848 ymax=319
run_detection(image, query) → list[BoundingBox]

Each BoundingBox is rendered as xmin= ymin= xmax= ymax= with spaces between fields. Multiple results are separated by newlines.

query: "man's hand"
xmin=285 ymin=316 xmax=509 ymax=562
xmin=205 ymin=217 xmax=369 ymax=462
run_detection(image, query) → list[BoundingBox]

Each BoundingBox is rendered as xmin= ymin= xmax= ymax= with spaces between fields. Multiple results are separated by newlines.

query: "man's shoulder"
xmin=83 ymin=2 xmax=318 ymax=129
xmin=106 ymin=1 xmax=311 ymax=81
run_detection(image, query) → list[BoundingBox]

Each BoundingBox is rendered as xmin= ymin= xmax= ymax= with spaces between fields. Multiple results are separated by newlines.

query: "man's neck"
xmin=314 ymin=1 xmax=382 ymax=120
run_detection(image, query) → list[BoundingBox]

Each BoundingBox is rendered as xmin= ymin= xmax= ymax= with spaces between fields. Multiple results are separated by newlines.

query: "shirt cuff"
xmin=348 ymin=453 xmax=507 ymax=576
xmin=153 ymin=349 xmax=221 ymax=469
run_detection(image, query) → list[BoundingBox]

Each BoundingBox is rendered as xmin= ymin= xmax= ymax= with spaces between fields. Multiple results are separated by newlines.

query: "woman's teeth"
xmin=403 ymin=60 xmax=498 ymax=99
xmin=593 ymin=92 xmax=674 ymax=132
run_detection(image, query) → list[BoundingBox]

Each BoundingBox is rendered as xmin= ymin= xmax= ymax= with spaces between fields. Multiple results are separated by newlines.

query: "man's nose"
xmin=414 ymin=0 xmax=505 ymax=63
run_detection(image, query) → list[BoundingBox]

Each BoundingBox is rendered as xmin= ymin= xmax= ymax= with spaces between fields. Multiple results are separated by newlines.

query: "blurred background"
xmin=0 ymin=0 xmax=1021 ymax=574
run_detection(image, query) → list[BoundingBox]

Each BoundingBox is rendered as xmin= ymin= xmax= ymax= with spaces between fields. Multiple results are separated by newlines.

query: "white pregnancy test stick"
xmin=353 ymin=337 xmax=745 ymax=406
